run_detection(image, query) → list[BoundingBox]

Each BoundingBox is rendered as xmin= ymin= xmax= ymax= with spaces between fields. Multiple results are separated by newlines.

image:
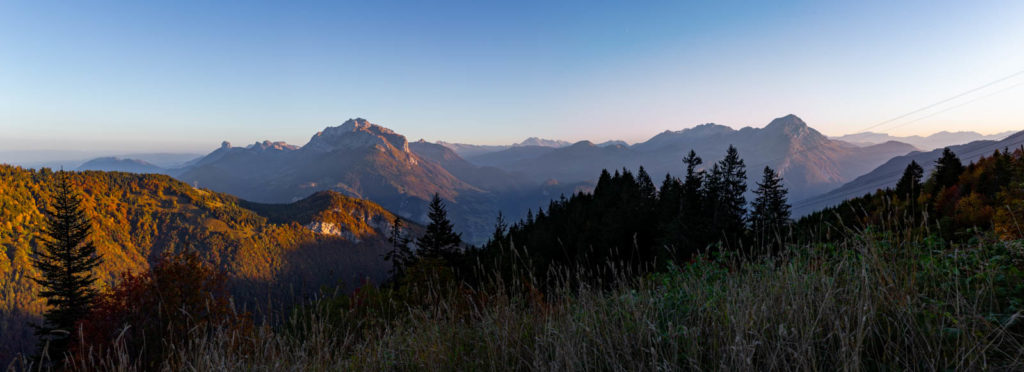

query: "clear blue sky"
xmin=2 ymin=0 xmax=1023 ymax=153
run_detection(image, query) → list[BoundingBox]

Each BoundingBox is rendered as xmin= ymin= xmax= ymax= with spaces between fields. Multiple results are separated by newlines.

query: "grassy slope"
xmin=91 ymin=232 xmax=1024 ymax=371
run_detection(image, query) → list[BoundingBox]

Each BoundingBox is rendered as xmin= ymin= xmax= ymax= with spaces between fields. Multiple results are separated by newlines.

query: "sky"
xmin=2 ymin=0 xmax=1024 ymax=154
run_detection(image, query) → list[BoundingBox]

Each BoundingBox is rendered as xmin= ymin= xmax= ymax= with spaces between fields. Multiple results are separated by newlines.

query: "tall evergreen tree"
xmin=488 ymin=211 xmax=509 ymax=248
xmin=749 ymin=166 xmax=791 ymax=247
xmin=636 ymin=166 xmax=657 ymax=200
xmin=707 ymin=145 xmax=747 ymax=243
xmin=658 ymin=174 xmax=682 ymax=209
xmin=31 ymin=171 xmax=102 ymax=364
xmin=594 ymin=169 xmax=613 ymax=196
xmin=895 ymin=160 xmax=924 ymax=200
xmin=384 ymin=216 xmax=415 ymax=276
xmin=680 ymin=149 xmax=707 ymax=222
xmin=416 ymin=193 xmax=462 ymax=262
xmin=931 ymin=147 xmax=964 ymax=189
xmin=668 ymin=150 xmax=707 ymax=256
xmin=682 ymin=150 xmax=704 ymax=199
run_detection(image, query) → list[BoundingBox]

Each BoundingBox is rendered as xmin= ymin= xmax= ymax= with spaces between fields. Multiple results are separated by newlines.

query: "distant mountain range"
xmin=831 ymin=130 xmax=1015 ymax=150
xmin=78 ymin=157 xmax=166 ymax=174
xmin=437 ymin=137 xmax=573 ymax=158
xmin=58 ymin=115 xmax=937 ymax=242
xmin=465 ymin=115 xmax=918 ymax=200
xmin=795 ymin=130 xmax=1024 ymax=216
xmin=1 ymin=151 xmax=203 ymax=171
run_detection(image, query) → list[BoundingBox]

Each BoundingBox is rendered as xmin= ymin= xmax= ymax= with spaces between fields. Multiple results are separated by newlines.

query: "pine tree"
xmin=895 ymin=160 xmax=924 ymax=200
xmin=658 ymin=174 xmax=682 ymax=220
xmin=384 ymin=216 xmax=415 ymax=276
xmin=31 ymin=171 xmax=102 ymax=364
xmin=667 ymin=150 xmax=707 ymax=256
xmin=750 ymin=166 xmax=791 ymax=247
xmin=416 ymin=193 xmax=462 ymax=262
xmin=932 ymin=147 xmax=964 ymax=189
xmin=708 ymin=145 xmax=747 ymax=243
xmin=682 ymin=150 xmax=704 ymax=199
xmin=594 ymin=169 xmax=613 ymax=197
xmin=680 ymin=149 xmax=706 ymax=221
xmin=488 ymin=211 xmax=508 ymax=248
xmin=636 ymin=166 xmax=656 ymax=200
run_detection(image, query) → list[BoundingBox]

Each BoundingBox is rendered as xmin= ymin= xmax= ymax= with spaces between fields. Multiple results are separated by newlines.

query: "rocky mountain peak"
xmin=248 ymin=140 xmax=298 ymax=152
xmin=763 ymin=114 xmax=826 ymax=143
xmin=516 ymin=137 xmax=572 ymax=148
xmin=684 ymin=123 xmax=734 ymax=136
xmin=569 ymin=140 xmax=596 ymax=148
xmin=764 ymin=114 xmax=809 ymax=131
xmin=304 ymin=118 xmax=410 ymax=153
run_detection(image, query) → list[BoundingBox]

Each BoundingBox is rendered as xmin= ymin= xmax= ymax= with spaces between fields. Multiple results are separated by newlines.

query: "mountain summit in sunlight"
xmin=305 ymin=118 xmax=412 ymax=154
xmin=176 ymin=118 xmax=500 ymax=242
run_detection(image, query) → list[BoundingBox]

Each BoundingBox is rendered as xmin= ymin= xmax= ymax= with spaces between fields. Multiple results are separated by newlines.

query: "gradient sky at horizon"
xmin=2 ymin=0 xmax=1024 ymax=153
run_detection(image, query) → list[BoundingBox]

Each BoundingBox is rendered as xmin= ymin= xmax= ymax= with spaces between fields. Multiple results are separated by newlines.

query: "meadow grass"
xmin=9 ymin=230 xmax=1024 ymax=371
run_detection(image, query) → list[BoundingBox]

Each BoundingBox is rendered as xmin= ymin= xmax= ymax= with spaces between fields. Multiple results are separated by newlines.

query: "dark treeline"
xmin=469 ymin=145 xmax=792 ymax=286
xmin=390 ymin=144 xmax=1024 ymax=290
xmin=385 ymin=145 xmax=793 ymax=288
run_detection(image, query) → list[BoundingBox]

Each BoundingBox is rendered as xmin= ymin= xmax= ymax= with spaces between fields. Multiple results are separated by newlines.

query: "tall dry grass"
xmin=9 ymin=230 xmax=1024 ymax=371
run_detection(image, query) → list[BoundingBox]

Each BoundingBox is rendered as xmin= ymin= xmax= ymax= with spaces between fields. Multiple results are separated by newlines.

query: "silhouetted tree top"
xmin=895 ymin=160 xmax=924 ymax=200
xmin=416 ymin=193 xmax=462 ymax=261
xmin=932 ymin=147 xmax=964 ymax=190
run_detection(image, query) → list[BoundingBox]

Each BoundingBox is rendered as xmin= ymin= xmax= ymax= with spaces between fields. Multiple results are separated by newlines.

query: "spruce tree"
xmin=488 ymin=211 xmax=508 ymax=248
xmin=416 ymin=193 xmax=462 ymax=262
xmin=594 ymin=169 xmax=613 ymax=197
xmin=708 ymin=145 xmax=747 ymax=242
xmin=384 ymin=216 xmax=415 ymax=276
xmin=31 ymin=171 xmax=102 ymax=364
xmin=659 ymin=174 xmax=682 ymax=210
xmin=895 ymin=160 xmax=924 ymax=200
xmin=636 ymin=166 xmax=656 ymax=200
xmin=750 ymin=166 xmax=791 ymax=247
xmin=680 ymin=149 xmax=706 ymax=222
xmin=669 ymin=150 xmax=707 ymax=256
xmin=682 ymin=150 xmax=704 ymax=199
xmin=932 ymin=147 xmax=964 ymax=189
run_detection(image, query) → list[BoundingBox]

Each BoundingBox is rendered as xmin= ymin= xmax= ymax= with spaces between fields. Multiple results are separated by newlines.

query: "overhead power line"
xmin=858 ymin=68 xmax=1024 ymax=134
xmin=882 ymin=80 xmax=1024 ymax=133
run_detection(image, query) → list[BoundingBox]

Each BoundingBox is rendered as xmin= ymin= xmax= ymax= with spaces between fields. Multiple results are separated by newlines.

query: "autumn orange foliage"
xmin=71 ymin=251 xmax=251 ymax=369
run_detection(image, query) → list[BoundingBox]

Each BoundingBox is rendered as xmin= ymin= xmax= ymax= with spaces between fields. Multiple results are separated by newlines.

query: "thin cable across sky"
xmin=857 ymin=69 xmax=1024 ymax=134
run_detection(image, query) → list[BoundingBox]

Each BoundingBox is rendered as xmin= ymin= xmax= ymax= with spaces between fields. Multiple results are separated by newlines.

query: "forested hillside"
xmin=798 ymin=147 xmax=1024 ymax=242
xmin=0 ymin=165 xmax=406 ymax=360
xmin=112 ymin=143 xmax=1020 ymax=370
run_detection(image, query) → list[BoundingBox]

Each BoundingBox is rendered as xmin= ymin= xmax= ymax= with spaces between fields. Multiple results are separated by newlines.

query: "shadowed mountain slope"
xmin=833 ymin=130 xmax=1016 ymax=150
xmin=794 ymin=130 xmax=1024 ymax=216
